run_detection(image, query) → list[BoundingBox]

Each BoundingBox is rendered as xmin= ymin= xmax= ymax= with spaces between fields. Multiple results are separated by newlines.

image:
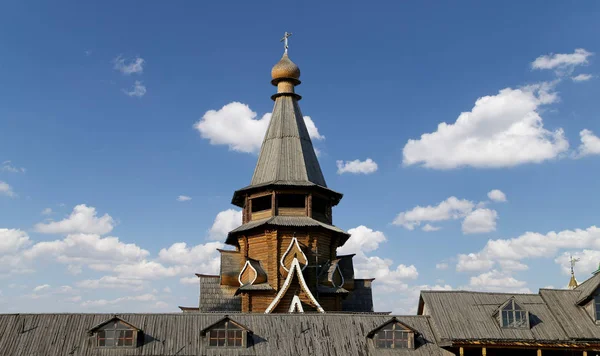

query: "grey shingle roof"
xmin=197 ymin=275 xmax=241 ymax=312
xmin=251 ymin=95 xmax=326 ymax=188
xmin=226 ymin=216 xmax=349 ymax=245
xmin=575 ymin=271 xmax=600 ymax=304
xmin=0 ymin=313 xmax=452 ymax=356
xmin=539 ymin=288 xmax=600 ymax=339
xmin=420 ymin=291 xmax=569 ymax=342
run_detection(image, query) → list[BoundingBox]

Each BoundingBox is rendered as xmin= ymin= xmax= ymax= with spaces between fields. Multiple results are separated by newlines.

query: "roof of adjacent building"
xmin=0 ymin=313 xmax=452 ymax=356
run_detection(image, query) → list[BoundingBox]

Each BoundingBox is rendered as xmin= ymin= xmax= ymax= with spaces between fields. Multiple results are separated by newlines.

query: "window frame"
xmin=593 ymin=295 xmax=600 ymax=323
xmin=206 ymin=320 xmax=246 ymax=348
xmin=96 ymin=321 xmax=137 ymax=349
xmin=373 ymin=322 xmax=414 ymax=349
xmin=499 ymin=299 xmax=529 ymax=329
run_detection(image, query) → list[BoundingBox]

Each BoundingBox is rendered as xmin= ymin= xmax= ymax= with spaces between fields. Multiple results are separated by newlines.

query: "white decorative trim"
xmin=331 ymin=263 xmax=345 ymax=288
xmin=289 ymin=295 xmax=304 ymax=313
xmin=280 ymin=236 xmax=308 ymax=272
xmin=265 ymin=257 xmax=324 ymax=314
xmin=238 ymin=260 xmax=258 ymax=286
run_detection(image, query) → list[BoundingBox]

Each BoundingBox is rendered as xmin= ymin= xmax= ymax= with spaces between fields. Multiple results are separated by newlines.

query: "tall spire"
xmin=249 ymin=33 xmax=326 ymax=188
xmin=568 ymin=255 xmax=579 ymax=289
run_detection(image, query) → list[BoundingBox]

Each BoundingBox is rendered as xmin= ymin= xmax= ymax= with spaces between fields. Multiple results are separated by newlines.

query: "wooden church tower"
xmin=188 ymin=35 xmax=374 ymax=314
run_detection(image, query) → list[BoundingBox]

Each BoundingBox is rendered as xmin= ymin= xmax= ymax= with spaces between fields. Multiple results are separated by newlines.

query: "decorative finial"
xmin=568 ymin=255 xmax=580 ymax=289
xmin=281 ymin=32 xmax=292 ymax=54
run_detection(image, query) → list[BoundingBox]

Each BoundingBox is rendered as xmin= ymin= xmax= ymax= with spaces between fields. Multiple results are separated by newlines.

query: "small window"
xmin=208 ymin=321 xmax=245 ymax=348
xmin=501 ymin=300 xmax=528 ymax=328
xmin=278 ymin=194 xmax=305 ymax=209
xmin=97 ymin=321 xmax=136 ymax=348
xmin=375 ymin=323 xmax=413 ymax=349
xmin=251 ymin=195 xmax=271 ymax=212
xmin=594 ymin=296 xmax=600 ymax=321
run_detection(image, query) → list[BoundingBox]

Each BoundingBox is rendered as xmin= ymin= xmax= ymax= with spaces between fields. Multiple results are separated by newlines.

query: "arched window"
xmin=500 ymin=299 xmax=529 ymax=328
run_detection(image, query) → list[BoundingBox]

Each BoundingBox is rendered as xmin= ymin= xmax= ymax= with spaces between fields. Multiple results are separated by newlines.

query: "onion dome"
xmin=271 ymin=53 xmax=300 ymax=85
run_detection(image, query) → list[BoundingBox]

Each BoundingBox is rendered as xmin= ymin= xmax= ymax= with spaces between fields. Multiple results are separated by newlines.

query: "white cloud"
xmin=402 ymin=84 xmax=568 ymax=169
xmin=0 ymin=181 xmax=16 ymax=197
xmin=0 ymin=229 xmax=30 ymax=253
xmin=41 ymin=208 xmax=53 ymax=215
xmin=457 ymin=225 xmax=600 ymax=273
xmin=393 ymin=197 xmax=474 ymax=230
xmin=33 ymin=284 xmax=50 ymax=292
xmin=77 ymin=276 xmax=145 ymax=290
xmin=456 ymin=253 xmax=495 ymax=272
xmin=113 ymin=56 xmax=145 ymax=75
xmin=575 ymin=129 xmax=600 ymax=158
xmin=487 ymin=189 xmax=507 ymax=202
xmin=461 ymin=208 xmax=498 ymax=234
xmin=24 ymin=233 xmax=149 ymax=270
xmin=1 ymin=161 xmax=25 ymax=173
xmin=81 ymin=293 xmax=156 ymax=307
xmin=469 ymin=270 xmax=529 ymax=293
xmin=208 ymin=209 xmax=241 ymax=241
xmin=158 ymin=241 xmax=223 ymax=267
xmin=336 ymin=158 xmax=378 ymax=175
xmin=572 ymin=73 xmax=593 ymax=82
xmin=555 ymin=250 xmax=600 ymax=276
xmin=193 ymin=102 xmax=324 ymax=154
xmin=34 ymin=204 xmax=115 ymax=235
xmin=177 ymin=195 xmax=192 ymax=202
xmin=422 ymin=224 xmax=441 ymax=232
xmin=180 ymin=276 xmax=198 ymax=285
xmin=532 ymin=48 xmax=592 ymax=75
xmin=338 ymin=225 xmax=387 ymax=255
xmin=123 ymin=80 xmax=146 ymax=97
xmin=435 ymin=262 xmax=448 ymax=270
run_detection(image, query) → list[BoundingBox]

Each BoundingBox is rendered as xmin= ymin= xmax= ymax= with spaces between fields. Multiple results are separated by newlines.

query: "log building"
xmin=2 ymin=38 xmax=600 ymax=356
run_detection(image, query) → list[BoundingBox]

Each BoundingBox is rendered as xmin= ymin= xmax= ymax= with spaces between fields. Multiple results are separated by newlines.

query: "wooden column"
xmin=583 ymin=351 xmax=587 ymax=356
xmin=482 ymin=347 xmax=486 ymax=356
xmin=537 ymin=349 xmax=542 ymax=356
xmin=459 ymin=347 xmax=464 ymax=356
xmin=271 ymin=192 xmax=276 ymax=217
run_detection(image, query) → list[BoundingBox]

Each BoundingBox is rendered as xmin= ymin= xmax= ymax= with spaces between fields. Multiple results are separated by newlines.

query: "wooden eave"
xmin=231 ymin=182 xmax=343 ymax=208
xmin=366 ymin=317 xmax=419 ymax=338
xmin=88 ymin=316 xmax=141 ymax=334
xmin=451 ymin=339 xmax=600 ymax=349
xmin=199 ymin=316 xmax=253 ymax=336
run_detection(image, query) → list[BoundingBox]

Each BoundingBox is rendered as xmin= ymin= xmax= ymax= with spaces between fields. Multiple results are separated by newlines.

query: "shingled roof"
xmin=0 ymin=313 xmax=452 ymax=356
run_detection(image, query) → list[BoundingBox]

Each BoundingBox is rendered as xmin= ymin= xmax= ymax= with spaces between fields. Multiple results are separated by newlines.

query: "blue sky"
xmin=1 ymin=1 xmax=600 ymax=313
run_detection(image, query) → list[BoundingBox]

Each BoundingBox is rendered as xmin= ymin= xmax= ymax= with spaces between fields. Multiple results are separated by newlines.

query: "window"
xmin=595 ymin=296 xmax=600 ymax=321
xmin=251 ymin=195 xmax=271 ymax=212
xmin=501 ymin=299 xmax=528 ymax=328
xmin=277 ymin=194 xmax=305 ymax=209
xmin=374 ymin=323 xmax=413 ymax=349
xmin=208 ymin=321 xmax=245 ymax=347
xmin=96 ymin=321 xmax=136 ymax=348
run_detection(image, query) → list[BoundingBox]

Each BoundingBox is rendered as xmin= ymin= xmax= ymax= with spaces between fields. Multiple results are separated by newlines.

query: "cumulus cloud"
xmin=532 ymin=48 xmax=592 ymax=75
xmin=575 ymin=129 xmax=600 ymax=158
xmin=0 ymin=229 xmax=30 ymax=253
xmin=41 ymin=208 xmax=53 ymax=215
xmin=208 ymin=209 xmax=241 ymax=241
xmin=469 ymin=270 xmax=529 ymax=293
xmin=113 ymin=56 xmax=145 ymax=75
xmin=1 ymin=161 xmax=25 ymax=173
xmin=193 ymin=102 xmax=324 ymax=154
xmin=422 ymin=224 xmax=441 ymax=232
xmin=180 ymin=276 xmax=198 ymax=285
xmin=33 ymin=284 xmax=50 ymax=292
xmin=487 ymin=189 xmax=507 ymax=202
xmin=402 ymin=83 xmax=568 ymax=169
xmin=461 ymin=208 xmax=498 ymax=234
xmin=77 ymin=276 xmax=145 ymax=291
xmin=435 ymin=262 xmax=448 ymax=270
xmin=572 ymin=73 xmax=593 ymax=82
xmin=123 ymin=80 xmax=146 ymax=97
xmin=393 ymin=197 xmax=474 ymax=230
xmin=336 ymin=158 xmax=378 ymax=175
xmin=177 ymin=195 xmax=192 ymax=202
xmin=34 ymin=204 xmax=115 ymax=235
xmin=456 ymin=225 xmax=600 ymax=273
xmin=81 ymin=293 xmax=156 ymax=307
xmin=338 ymin=225 xmax=387 ymax=255
xmin=0 ymin=181 xmax=16 ymax=197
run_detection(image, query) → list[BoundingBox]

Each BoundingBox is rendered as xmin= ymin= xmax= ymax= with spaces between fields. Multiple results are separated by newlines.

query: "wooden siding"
xmin=251 ymin=209 xmax=272 ymax=221
xmin=277 ymin=207 xmax=306 ymax=216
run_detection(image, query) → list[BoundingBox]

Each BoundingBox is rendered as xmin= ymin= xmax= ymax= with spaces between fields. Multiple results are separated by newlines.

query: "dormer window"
xmin=201 ymin=317 xmax=252 ymax=348
xmin=367 ymin=319 xmax=415 ymax=350
xmin=594 ymin=296 xmax=600 ymax=321
xmin=499 ymin=299 xmax=529 ymax=328
xmin=89 ymin=317 xmax=140 ymax=348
